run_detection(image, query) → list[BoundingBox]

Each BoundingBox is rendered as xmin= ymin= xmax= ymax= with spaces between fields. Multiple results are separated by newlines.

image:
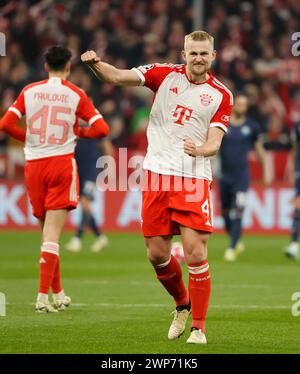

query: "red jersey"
xmin=8 ymin=77 xmax=103 ymax=160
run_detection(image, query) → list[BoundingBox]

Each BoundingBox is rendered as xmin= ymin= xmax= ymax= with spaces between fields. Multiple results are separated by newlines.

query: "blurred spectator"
xmin=288 ymin=90 xmax=300 ymax=127
xmin=0 ymin=0 xmax=299 ymax=179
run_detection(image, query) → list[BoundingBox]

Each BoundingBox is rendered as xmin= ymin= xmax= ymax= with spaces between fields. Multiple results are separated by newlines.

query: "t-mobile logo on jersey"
xmin=173 ymin=105 xmax=193 ymax=126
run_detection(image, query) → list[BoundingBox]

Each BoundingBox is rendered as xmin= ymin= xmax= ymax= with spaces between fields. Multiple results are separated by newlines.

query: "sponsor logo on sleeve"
xmin=138 ymin=64 xmax=154 ymax=74
xmin=221 ymin=115 xmax=230 ymax=122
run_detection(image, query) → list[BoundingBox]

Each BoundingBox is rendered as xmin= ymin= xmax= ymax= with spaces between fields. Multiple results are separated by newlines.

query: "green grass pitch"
xmin=0 ymin=231 xmax=299 ymax=354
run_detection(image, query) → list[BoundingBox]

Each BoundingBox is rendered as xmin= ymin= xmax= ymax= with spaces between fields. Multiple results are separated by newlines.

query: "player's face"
xmin=233 ymin=96 xmax=248 ymax=116
xmin=182 ymin=40 xmax=216 ymax=78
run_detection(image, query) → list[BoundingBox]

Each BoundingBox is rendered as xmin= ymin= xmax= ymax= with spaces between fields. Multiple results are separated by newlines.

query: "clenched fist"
xmin=81 ymin=50 xmax=101 ymax=66
xmin=184 ymin=138 xmax=198 ymax=157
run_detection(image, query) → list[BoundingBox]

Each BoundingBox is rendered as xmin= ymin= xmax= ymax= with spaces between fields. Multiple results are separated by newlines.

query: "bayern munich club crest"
xmin=200 ymin=93 xmax=213 ymax=106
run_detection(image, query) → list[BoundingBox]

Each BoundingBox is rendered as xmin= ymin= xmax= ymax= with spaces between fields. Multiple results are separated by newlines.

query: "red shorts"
xmin=24 ymin=153 xmax=79 ymax=220
xmin=141 ymin=171 xmax=213 ymax=237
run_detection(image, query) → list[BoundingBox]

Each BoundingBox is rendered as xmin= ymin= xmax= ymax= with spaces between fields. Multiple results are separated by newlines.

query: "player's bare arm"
xmin=81 ymin=50 xmax=141 ymax=86
xmin=0 ymin=111 xmax=26 ymax=142
xmin=184 ymin=127 xmax=225 ymax=157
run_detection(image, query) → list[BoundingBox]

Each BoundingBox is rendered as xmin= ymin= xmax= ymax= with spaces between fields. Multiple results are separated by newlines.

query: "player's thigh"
xmin=219 ymin=180 xmax=233 ymax=212
xmin=42 ymin=209 xmax=68 ymax=243
xmin=179 ymin=225 xmax=210 ymax=264
xmin=170 ymin=178 xmax=213 ymax=233
xmin=145 ymin=235 xmax=173 ymax=265
xmin=45 ymin=157 xmax=79 ymax=212
xmin=24 ymin=161 xmax=47 ymax=220
xmin=142 ymin=190 xmax=176 ymax=236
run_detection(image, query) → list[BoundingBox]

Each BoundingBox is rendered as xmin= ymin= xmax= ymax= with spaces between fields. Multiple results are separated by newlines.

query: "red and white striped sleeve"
xmin=76 ymin=90 xmax=103 ymax=126
xmin=8 ymin=89 xmax=26 ymax=119
xmin=132 ymin=63 xmax=180 ymax=92
xmin=210 ymin=89 xmax=233 ymax=133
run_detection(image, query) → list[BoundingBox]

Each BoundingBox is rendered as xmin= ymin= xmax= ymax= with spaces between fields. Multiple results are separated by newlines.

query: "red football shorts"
xmin=141 ymin=170 xmax=213 ymax=237
xmin=24 ymin=153 xmax=79 ymax=221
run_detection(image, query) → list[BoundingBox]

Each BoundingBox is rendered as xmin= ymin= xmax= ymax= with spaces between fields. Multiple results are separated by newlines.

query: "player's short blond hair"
xmin=184 ymin=30 xmax=214 ymax=50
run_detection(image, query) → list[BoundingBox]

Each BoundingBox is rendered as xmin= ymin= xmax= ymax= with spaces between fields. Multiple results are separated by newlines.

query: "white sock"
xmin=37 ymin=293 xmax=48 ymax=303
xmin=53 ymin=290 xmax=65 ymax=301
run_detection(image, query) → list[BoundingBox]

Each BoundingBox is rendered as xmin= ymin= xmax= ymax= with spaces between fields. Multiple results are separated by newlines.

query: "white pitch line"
xmin=215 ymin=284 xmax=271 ymax=289
xmin=0 ymin=278 xmax=274 ymax=289
xmin=95 ymin=303 xmax=289 ymax=310
xmin=7 ymin=302 xmax=290 ymax=310
xmin=67 ymin=280 xmax=273 ymax=289
xmin=210 ymin=304 xmax=289 ymax=310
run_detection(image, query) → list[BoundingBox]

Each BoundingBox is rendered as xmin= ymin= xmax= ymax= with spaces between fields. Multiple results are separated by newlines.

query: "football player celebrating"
xmin=0 ymin=46 xmax=109 ymax=312
xmin=82 ymin=30 xmax=233 ymax=344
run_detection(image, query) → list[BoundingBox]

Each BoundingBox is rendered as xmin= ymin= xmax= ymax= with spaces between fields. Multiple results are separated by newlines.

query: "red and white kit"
xmin=8 ymin=77 xmax=105 ymax=219
xmin=132 ymin=63 xmax=233 ymax=235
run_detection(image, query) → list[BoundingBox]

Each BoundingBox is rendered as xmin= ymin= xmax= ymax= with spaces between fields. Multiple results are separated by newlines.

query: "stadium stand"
xmin=0 ymin=0 xmax=299 ymax=180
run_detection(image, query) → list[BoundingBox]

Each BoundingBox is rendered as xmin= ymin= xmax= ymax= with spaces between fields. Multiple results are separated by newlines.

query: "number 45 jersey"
xmin=132 ymin=64 xmax=233 ymax=180
xmin=8 ymin=77 xmax=102 ymax=160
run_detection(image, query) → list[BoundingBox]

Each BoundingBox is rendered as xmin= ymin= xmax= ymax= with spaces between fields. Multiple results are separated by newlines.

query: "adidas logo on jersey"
xmin=40 ymin=257 xmax=46 ymax=264
xmin=169 ymin=87 xmax=178 ymax=94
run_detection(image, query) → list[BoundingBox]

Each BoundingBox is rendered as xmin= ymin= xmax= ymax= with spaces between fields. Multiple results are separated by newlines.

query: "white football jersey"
xmin=8 ymin=77 xmax=102 ymax=160
xmin=132 ymin=64 xmax=233 ymax=180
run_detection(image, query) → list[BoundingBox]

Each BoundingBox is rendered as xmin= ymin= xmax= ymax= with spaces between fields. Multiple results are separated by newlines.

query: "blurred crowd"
xmin=0 ymin=0 xmax=300 ymax=178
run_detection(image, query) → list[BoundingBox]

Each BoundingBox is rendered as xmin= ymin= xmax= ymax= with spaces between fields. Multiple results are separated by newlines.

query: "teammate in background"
xmin=284 ymin=120 xmax=300 ymax=260
xmin=65 ymin=137 xmax=113 ymax=252
xmin=0 ymin=46 xmax=109 ymax=312
xmin=81 ymin=30 xmax=233 ymax=345
xmin=219 ymin=94 xmax=269 ymax=262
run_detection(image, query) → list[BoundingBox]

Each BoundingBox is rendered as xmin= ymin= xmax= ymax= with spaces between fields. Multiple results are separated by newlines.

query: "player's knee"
xmin=145 ymin=236 xmax=172 ymax=264
xmin=184 ymin=239 xmax=208 ymax=265
xmin=185 ymin=249 xmax=207 ymax=265
xmin=43 ymin=227 xmax=62 ymax=243
xmin=146 ymin=247 xmax=170 ymax=265
xmin=221 ymin=208 xmax=229 ymax=217
xmin=229 ymin=207 xmax=244 ymax=220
